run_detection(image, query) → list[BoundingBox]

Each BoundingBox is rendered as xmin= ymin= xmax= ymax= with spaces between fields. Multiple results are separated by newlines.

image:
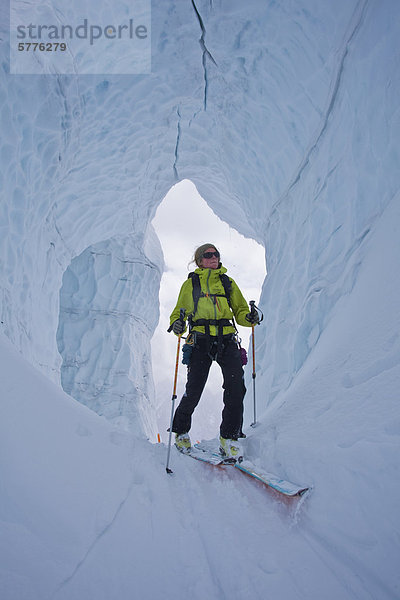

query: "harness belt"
xmin=189 ymin=318 xmax=234 ymax=358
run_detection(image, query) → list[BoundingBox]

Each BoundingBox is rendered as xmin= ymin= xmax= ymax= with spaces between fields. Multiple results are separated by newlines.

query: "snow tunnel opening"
xmin=151 ymin=179 xmax=266 ymax=444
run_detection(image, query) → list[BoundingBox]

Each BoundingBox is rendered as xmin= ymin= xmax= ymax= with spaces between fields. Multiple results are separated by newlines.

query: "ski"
xmin=234 ymin=461 xmax=309 ymax=497
xmin=193 ymin=442 xmax=309 ymax=497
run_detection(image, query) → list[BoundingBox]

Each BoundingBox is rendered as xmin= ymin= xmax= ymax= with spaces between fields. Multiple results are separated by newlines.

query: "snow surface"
xmin=1 ymin=0 xmax=400 ymax=598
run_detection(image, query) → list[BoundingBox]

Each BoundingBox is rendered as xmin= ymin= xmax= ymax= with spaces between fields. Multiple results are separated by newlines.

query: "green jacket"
xmin=169 ymin=265 xmax=252 ymax=336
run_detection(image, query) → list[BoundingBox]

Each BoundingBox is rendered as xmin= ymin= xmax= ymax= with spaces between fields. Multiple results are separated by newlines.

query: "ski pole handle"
xmin=249 ymin=300 xmax=263 ymax=323
xmin=249 ymin=300 xmax=257 ymax=321
xmin=167 ymin=308 xmax=186 ymax=333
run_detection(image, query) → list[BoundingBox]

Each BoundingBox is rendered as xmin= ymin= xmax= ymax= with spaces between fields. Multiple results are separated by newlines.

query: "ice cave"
xmin=1 ymin=1 xmax=399 ymax=599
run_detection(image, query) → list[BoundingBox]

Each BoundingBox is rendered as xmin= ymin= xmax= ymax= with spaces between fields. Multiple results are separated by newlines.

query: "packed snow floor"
xmin=1 ymin=315 xmax=398 ymax=600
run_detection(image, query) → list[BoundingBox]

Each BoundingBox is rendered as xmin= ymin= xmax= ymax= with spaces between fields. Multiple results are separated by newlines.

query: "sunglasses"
xmin=202 ymin=251 xmax=220 ymax=259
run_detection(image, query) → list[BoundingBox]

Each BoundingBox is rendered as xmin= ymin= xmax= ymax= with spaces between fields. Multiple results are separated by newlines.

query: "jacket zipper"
xmin=206 ymin=269 xmax=217 ymax=321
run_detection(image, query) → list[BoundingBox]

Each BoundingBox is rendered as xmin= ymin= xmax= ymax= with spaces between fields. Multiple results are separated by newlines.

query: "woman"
xmin=169 ymin=243 xmax=260 ymax=459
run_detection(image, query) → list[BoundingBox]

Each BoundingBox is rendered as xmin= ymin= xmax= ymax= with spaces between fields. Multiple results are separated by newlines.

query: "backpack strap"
xmin=188 ymin=272 xmax=201 ymax=316
xmin=219 ymin=273 xmax=232 ymax=309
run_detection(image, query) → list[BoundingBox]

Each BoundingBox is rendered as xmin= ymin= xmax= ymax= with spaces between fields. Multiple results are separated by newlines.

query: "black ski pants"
xmin=172 ymin=335 xmax=246 ymax=439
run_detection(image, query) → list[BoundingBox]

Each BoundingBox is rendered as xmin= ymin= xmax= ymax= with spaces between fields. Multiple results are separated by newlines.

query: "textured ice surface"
xmin=1 ymin=1 xmax=400 ymax=598
xmin=1 ymin=0 xmax=399 ymax=438
xmin=56 ymin=233 xmax=161 ymax=435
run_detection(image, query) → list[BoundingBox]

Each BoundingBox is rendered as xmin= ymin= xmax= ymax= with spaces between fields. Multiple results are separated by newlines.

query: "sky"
xmin=151 ymin=180 xmax=266 ymax=442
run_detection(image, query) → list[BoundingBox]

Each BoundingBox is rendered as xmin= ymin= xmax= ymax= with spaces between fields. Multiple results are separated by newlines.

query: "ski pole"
xmin=166 ymin=309 xmax=185 ymax=474
xmin=249 ymin=301 xmax=257 ymax=427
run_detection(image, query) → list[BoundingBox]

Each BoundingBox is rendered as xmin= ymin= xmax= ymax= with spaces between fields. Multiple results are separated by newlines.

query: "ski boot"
xmin=219 ymin=436 xmax=243 ymax=462
xmin=175 ymin=433 xmax=191 ymax=453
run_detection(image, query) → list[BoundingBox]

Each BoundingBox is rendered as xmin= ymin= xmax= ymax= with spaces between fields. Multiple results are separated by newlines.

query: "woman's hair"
xmin=191 ymin=243 xmax=220 ymax=268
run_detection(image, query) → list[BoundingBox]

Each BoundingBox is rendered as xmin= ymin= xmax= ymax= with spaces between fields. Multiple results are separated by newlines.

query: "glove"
xmin=172 ymin=319 xmax=185 ymax=335
xmin=245 ymin=309 xmax=260 ymax=325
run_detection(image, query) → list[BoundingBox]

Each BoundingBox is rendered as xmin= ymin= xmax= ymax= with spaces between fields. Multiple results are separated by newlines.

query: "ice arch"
xmin=0 ymin=1 xmax=398 ymax=441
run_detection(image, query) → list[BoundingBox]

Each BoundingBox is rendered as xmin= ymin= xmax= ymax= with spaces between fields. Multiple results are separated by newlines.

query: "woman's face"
xmin=199 ymin=246 xmax=220 ymax=269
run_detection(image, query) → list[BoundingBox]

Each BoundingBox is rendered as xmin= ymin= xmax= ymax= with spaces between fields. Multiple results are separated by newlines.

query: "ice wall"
xmin=254 ymin=0 xmax=400 ymax=405
xmin=56 ymin=232 xmax=162 ymax=435
xmin=1 ymin=0 xmax=399 ymax=435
